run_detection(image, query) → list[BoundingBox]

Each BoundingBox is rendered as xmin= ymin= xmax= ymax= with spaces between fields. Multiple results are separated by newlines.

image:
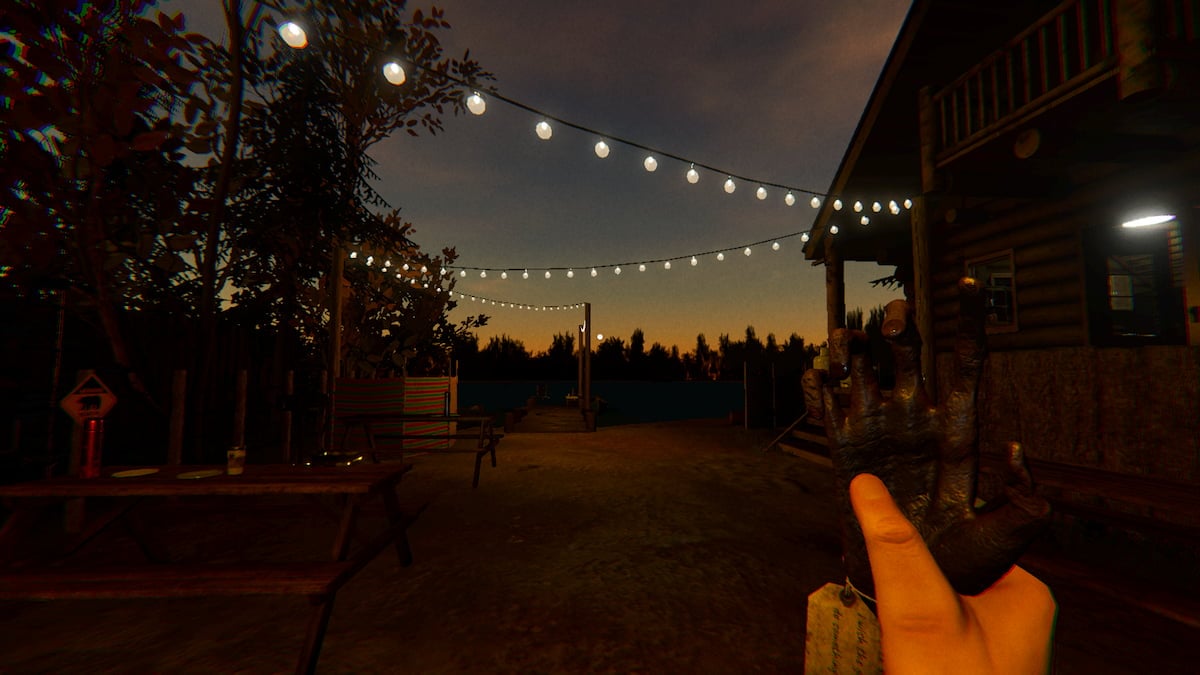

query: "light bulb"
xmin=639 ymin=264 xmax=646 ymax=272
xmin=903 ymin=198 xmax=913 ymax=209
xmin=861 ymin=216 xmax=870 ymax=225
xmin=772 ymin=242 xmax=780 ymax=251
xmin=480 ymin=270 xmax=486 ymax=278
xmin=501 ymin=271 xmax=508 ymax=279
xmin=785 ymin=192 xmax=796 ymax=206
xmin=466 ymin=92 xmax=486 ymax=115
xmin=810 ymin=196 xmax=821 ymax=208
xmin=724 ymin=177 xmax=736 ymax=194
xmin=590 ymin=268 xmax=598 ymax=277
xmin=833 ymin=199 xmax=843 ymax=210
xmin=567 ymin=269 xmax=575 ymax=278
xmin=545 ymin=270 xmax=551 ymax=279
xmin=420 ymin=265 xmax=427 ymax=273
xmin=523 ymin=269 xmax=529 ymax=279
xmin=535 ymin=120 xmax=552 ymax=140
xmin=401 ymin=263 xmax=409 ymax=270
xmin=743 ymin=247 xmax=752 ymax=256
xmin=690 ymin=256 xmax=698 ymax=266
xmin=872 ymin=201 xmax=882 ymax=213
xmin=597 ymin=334 xmax=604 ymax=341
xmin=717 ymin=252 xmax=725 ymax=261
xmin=349 ymin=251 xmax=358 ymax=259
xmin=801 ymin=232 xmax=810 ymax=242
xmin=853 ymin=201 xmax=863 ymax=212
xmin=396 ymin=273 xmax=402 ymax=279
xmin=383 ymin=61 xmax=406 ymax=86
xmin=459 ymin=270 xmax=466 ymax=277
xmin=366 ymin=256 xmax=374 ymax=266
xmin=686 ymin=164 xmax=699 ymax=184
xmin=664 ymin=261 xmax=672 ymax=270
xmin=830 ymin=225 xmax=840 ymax=235
xmin=279 ymin=21 xmax=307 ymax=49
xmin=614 ymin=266 xmax=621 ymax=275
xmin=594 ymin=140 xmax=610 ymax=158
xmin=644 ymin=156 xmax=657 ymax=172
xmin=756 ymin=186 xmax=767 ymax=200
xmin=383 ymin=259 xmax=391 ymax=267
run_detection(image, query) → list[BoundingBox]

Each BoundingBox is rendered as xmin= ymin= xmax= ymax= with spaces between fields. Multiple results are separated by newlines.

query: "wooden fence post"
xmin=168 ymin=369 xmax=186 ymax=465
xmin=282 ymin=370 xmax=294 ymax=463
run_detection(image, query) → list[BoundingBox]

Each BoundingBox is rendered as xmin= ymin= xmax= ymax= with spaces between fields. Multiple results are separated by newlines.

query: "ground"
xmin=0 ymin=417 xmax=1195 ymax=673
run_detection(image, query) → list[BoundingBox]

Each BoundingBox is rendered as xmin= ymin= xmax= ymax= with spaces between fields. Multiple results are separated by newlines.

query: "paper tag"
xmin=805 ymin=582 xmax=882 ymax=675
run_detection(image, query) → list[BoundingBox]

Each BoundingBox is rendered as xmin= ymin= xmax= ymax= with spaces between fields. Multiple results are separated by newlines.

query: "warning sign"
xmin=61 ymin=371 xmax=117 ymax=423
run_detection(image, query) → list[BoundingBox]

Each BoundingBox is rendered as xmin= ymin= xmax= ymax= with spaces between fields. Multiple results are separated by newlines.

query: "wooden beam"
xmin=825 ymin=236 xmax=845 ymax=338
xmin=916 ymin=86 xmax=939 ymax=401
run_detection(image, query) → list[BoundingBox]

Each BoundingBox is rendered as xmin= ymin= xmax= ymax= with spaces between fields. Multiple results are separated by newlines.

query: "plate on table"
xmin=177 ymin=469 xmax=223 ymax=480
xmin=111 ymin=468 xmax=159 ymax=478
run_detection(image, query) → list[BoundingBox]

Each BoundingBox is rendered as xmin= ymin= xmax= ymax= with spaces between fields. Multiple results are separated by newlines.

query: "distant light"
xmin=756 ymin=186 xmax=767 ymax=200
xmin=480 ymin=270 xmax=487 ymax=278
xmin=872 ymin=201 xmax=882 ymax=213
xmin=279 ymin=21 xmax=307 ymax=49
xmin=1122 ymin=214 xmax=1176 ymax=228
xmin=644 ymin=156 xmax=658 ymax=172
xmin=639 ymin=264 xmax=646 ymax=272
xmin=595 ymin=140 xmax=610 ymax=158
xmin=501 ymin=271 xmax=508 ymax=279
xmin=690 ymin=256 xmax=698 ymax=266
xmin=717 ymin=252 xmax=725 ymax=261
xmin=545 ymin=270 xmax=552 ymax=279
xmin=785 ymin=191 xmax=796 ymax=206
xmin=833 ymin=199 xmax=843 ymax=211
xmin=903 ymin=198 xmax=913 ymax=209
xmin=614 ymin=266 xmax=621 ymax=275
xmin=366 ymin=255 xmax=374 ymax=266
xmin=567 ymin=269 xmax=575 ymax=278
xmin=664 ymin=261 xmax=672 ymax=270
xmin=810 ymin=196 xmax=821 ymax=208
xmin=772 ymin=241 xmax=780 ymax=251
xmin=349 ymin=251 xmax=358 ymax=259
xmin=590 ymin=268 xmax=598 ymax=277
xmin=597 ymin=334 xmax=604 ymax=341
xmin=830 ymin=225 xmax=839 ymax=235
xmin=743 ymin=247 xmax=752 ymax=257
xmin=724 ymin=177 xmax=736 ymax=194
xmin=860 ymin=216 xmax=870 ymax=225
xmin=536 ymin=120 xmax=553 ymax=140
xmin=686 ymin=164 xmax=699 ymax=184
xmin=801 ymin=232 xmax=810 ymax=242
xmin=459 ymin=270 xmax=466 ymax=277
xmin=523 ymin=269 xmax=530 ymax=279
xmin=383 ymin=61 xmax=406 ymax=86
xmin=466 ymin=93 xmax=486 ymax=115
xmin=853 ymin=201 xmax=863 ymax=212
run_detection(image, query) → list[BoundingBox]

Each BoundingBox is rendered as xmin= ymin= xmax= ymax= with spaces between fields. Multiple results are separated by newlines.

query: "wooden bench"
xmin=340 ymin=414 xmax=503 ymax=488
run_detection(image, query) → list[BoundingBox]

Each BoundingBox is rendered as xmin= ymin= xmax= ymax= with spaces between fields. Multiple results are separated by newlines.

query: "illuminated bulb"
xmin=278 ymin=21 xmax=307 ymax=49
xmin=872 ymin=201 xmax=882 ymax=213
xmin=383 ymin=259 xmax=391 ymax=267
xmin=590 ymin=268 xmax=598 ymax=277
xmin=480 ymin=270 xmax=486 ymax=278
xmin=890 ymin=201 xmax=900 ymax=215
xmin=614 ymin=266 xmax=621 ymax=275
xmin=567 ymin=269 xmax=575 ymax=278
xmin=772 ymin=241 xmax=780 ymax=251
xmin=535 ymin=120 xmax=552 ymax=140
xmin=459 ymin=270 xmax=466 ymax=277
xmin=756 ymin=186 xmax=767 ymax=200
xmin=686 ymin=164 xmax=699 ymax=184
xmin=466 ymin=92 xmax=486 ymax=115
xmin=903 ymin=198 xmax=913 ymax=209
xmin=833 ymin=199 xmax=843 ymax=210
xmin=810 ymin=196 xmax=821 ymax=208
xmin=522 ymin=269 xmax=529 ymax=279
xmin=861 ymin=216 xmax=870 ymax=225
xmin=639 ymin=264 xmax=646 ymax=272
xmin=830 ymin=225 xmax=840 ymax=235
xmin=545 ymin=270 xmax=551 ymax=279
xmin=785 ymin=192 xmax=796 ymax=206
xmin=396 ymin=273 xmax=402 ymax=279
xmin=690 ymin=256 xmax=698 ymax=266
xmin=501 ymin=271 xmax=508 ymax=279
xmin=664 ymin=261 xmax=672 ymax=270
xmin=717 ymin=252 xmax=725 ymax=261
xmin=801 ymin=232 xmax=810 ymax=242
xmin=419 ymin=265 xmax=427 ymax=273
xmin=349 ymin=251 xmax=358 ymax=259
xmin=597 ymin=334 xmax=604 ymax=341
xmin=401 ymin=263 xmax=409 ymax=270
xmin=594 ymin=140 xmax=610 ymax=158
xmin=743 ymin=247 xmax=752 ymax=256
xmin=1122 ymin=214 xmax=1177 ymax=228
xmin=724 ymin=177 xmax=736 ymax=194
xmin=853 ymin=201 xmax=863 ymax=212
xmin=643 ymin=156 xmax=658 ymax=172
xmin=383 ymin=61 xmax=406 ymax=86
xmin=366 ymin=255 xmax=374 ymax=266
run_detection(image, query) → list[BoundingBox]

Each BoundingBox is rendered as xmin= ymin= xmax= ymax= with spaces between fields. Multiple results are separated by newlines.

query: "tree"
xmin=593 ymin=336 xmax=627 ymax=380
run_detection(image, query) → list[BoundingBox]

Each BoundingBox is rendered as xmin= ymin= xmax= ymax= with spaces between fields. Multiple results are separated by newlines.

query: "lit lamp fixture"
xmin=383 ymin=61 xmax=406 ymax=86
xmin=717 ymin=252 xmax=725 ymax=261
xmin=459 ymin=270 xmax=466 ymax=277
xmin=756 ymin=186 xmax=768 ymax=200
xmin=801 ymin=232 xmax=810 ymax=242
xmin=830 ymin=225 xmax=840 ymax=235
xmin=810 ymin=196 xmax=821 ymax=208
xmin=501 ymin=271 xmax=508 ymax=279
xmin=639 ymin=264 xmax=646 ymax=272
xmin=664 ymin=261 xmax=672 ymax=269
xmin=594 ymin=140 xmax=610 ymax=158
xmin=785 ymin=191 xmax=796 ymax=206
xmin=772 ymin=241 xmax=780 ymax=251
xmin=466 ymin=92 xmax=486 ymax=115
xmin=743 ymin=247 xmax=752 ymax=256
xmin=567 ymin=269 xmax=575 ymax=278
xmin=833 ymin=199 xmax=843 ymax=211
xmin=690 ymin=256 xmax=698 ymax=266
xmin=614 ymin=266 xmax=622 ymax=274
xmin=644 ymin=156 xmax=658 ymax=172
xmin=278 ymin=21 xmax=308 ymax=48
xmin=590 ymin=268 xmax=598 ymax=277
xmin=872 ymin=201 xmax=882 ymax=213
xmin=724 ymin=177 xmax=736 ymax=194
xmin=536 ymin=120 xmax=553 ymax=140
xmin=1122 ymin=213 xmax=1176 ymax=228
xmin=686 ymin=164 xmax=700 ymax=184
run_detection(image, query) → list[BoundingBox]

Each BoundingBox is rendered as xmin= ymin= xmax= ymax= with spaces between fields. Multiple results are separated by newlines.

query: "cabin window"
xmin=966 ymin=251 xmax=1018 ymax=333
xmin=1084 ymin=222 xmax=1186 ymax=346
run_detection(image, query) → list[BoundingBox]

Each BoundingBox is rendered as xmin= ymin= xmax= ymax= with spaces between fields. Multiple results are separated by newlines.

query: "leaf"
xmin=165 ymin=234 xmax=195 ymax=250
xmin=131 ymin=131 xmax=169 ymax=151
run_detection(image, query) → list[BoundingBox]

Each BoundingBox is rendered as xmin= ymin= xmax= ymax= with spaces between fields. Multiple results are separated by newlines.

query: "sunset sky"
xmin=169 ymin=0 xmax=913 ymax=354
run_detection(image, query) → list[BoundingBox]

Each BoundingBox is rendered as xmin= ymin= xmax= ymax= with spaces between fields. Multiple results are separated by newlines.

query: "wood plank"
xmin=0 ymin=562 xmax=349 ymax=600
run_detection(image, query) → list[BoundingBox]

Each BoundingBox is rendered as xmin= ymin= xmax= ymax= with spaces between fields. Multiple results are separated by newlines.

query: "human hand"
xmin=850 ymin=473 xmax=1056 ymax=674
xmin=804 ymin=278 xmax=1050 ymax=597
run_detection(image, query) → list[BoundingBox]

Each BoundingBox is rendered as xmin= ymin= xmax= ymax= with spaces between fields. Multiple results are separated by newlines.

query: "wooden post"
xmin=582 ymin=303 xmax=594 ymax=431
xmin=1184 ymin=216 xmax=1200 ymax=347
xmin=824 ymin=236 xmax=845 ymax=338
xmin=916 ymin=86 xmax=939 ymax=402
xmin=281 ymin=370 xmax=294 ymax=463
xmin=327 ymin=239 xmax=344 ymax=451
xmin=1115 ymin=0 xmax=1163 ymax=99
xmin=232 ymin=369 xmax=247 ymax=449
xmin=168 ymin=369 xmax=186 ymax=465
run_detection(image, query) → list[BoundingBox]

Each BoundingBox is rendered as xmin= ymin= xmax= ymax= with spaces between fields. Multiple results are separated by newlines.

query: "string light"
xmin=638 ymin=264 xmax=646 ymax=272
xmin=643 ymin=156 xmax=658 ymax=172
xmin=349 ymin=251 xmax=358 ymax=259
xmin=833 ymin=199 xmax=843 ymax=210
xmin=717 ymin=252 xmax=725 ymax=261
xmin=785 ymin=191 xmax=796 ymax=206
xmin=724 ymin=177 xmax=736 ymax=194
xmin=772 ymin=242 xmax=780 ymax=251
xmin=872 ymin=201 xmax=882 ymax=213
xmin=904 ymin=198 xmax=913 ymax=209
xmin=860 ymin=215 xmax=870 ymax=225
xmin=830 ymin=225 xmax=840 ymax=235
xmin=756 ymin=186 xmax=767 ymax=201
xmin=278 ymin=21 xmax=307 ymax=48
xmin=690 ymin=256 xmax=698 ymax=266
xmin=686 ymin=164 xmax=699 ymax=184
xmin=595 ymin=140 xmax=610 ymax=158
xmin=590 ymin=267 xmax=598 ymax=277
xmin=383 ymin=61 xmax=406 ymax=86
xmin=451 ymin=289 xmax=586 ymax=312
xmin=664 ymin=261 xmax=671 ymax=270
xmin=853 ymin=201 xmax=863 ymax=212
xmin=466 ymin=92 xmax=486 ymax=115
xmin=536 ymin=120 xmax=553 ymax=140
xmin=567 ymin=269 xmax=575 ymax=278
xmin=810 ymin=196 xmax=821 ymax=208
xmin=801 ymin=232 xmax=810 ymax=242
xmin=614 ymin=266 xmax=621 ymax=274
xmin=743 ymin=247 xmax=752 ymax=256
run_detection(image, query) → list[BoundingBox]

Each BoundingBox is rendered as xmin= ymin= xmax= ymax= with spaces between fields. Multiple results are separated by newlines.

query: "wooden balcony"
xmin=931 ymin=0 xmax=1200 ymax=167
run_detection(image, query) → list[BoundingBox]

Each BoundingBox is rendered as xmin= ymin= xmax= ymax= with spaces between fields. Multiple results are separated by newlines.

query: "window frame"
xmin=965 ymin=249 xmax=1019 ymax=334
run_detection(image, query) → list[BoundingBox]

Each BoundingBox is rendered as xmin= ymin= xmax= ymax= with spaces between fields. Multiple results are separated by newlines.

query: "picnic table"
xmin=337 ymin=413 xmax=503 ymax=488
xmin=0 ymin=463 xmax=414 ymax=675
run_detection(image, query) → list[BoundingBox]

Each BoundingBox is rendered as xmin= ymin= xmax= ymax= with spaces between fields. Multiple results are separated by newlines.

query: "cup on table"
xmin=227 ymin=445 xmax=246 ymax=475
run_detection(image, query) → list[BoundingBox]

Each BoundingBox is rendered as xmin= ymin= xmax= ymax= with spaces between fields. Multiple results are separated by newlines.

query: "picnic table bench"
xmin=0 ymin=463 xmax=414 ymax=675
xmin=338 ymin=413 xmax=503 ymax=488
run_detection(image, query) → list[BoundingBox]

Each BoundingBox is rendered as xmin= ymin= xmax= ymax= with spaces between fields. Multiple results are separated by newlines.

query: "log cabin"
xmin=802 ymin=0 xmax=1200 ymax=534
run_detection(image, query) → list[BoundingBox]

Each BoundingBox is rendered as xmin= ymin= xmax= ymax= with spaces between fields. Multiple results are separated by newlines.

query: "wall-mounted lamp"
xmin=1122 ymin=214 xmax=1176 ymax=228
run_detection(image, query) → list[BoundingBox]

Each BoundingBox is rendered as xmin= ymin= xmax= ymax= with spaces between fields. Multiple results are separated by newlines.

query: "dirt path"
xmin=0 ymin=420 xmax=1193 ymax=673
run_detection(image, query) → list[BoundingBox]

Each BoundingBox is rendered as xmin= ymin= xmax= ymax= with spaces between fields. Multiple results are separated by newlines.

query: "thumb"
xmin=849 ymin=474 xmax=964 ymax=634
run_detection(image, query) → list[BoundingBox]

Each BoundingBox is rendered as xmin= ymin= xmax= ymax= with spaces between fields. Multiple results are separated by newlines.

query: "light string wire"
xmin=449 ymin=289 xmax=586 ymax=311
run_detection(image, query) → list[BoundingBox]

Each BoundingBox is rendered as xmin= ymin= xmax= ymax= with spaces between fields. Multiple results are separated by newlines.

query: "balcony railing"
xmin=932 ymin=0 xmax=1118 ymax=165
